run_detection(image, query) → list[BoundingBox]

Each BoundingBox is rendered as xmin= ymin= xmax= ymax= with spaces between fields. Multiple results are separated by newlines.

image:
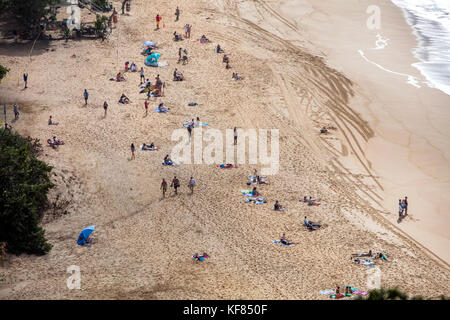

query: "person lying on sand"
xmin=48 ymin=115 xmax=58 ymax=125
xmin=142 ymin=142 xmax=155 ymax=150
xmin=173 ymin=68 xmax=184 ymax=81
xmin=119 ymin=93 xmax=130 ymax=104
xmin=300 ymin=196 xmax=320 ymax=206
xmin=374 ymin=252 xmax=390 ymax=261
xmin=200 ymin=35 xmax=209 ymax=43
xmin=193 ymin=253 xmax=209 ymax=262
xmin=304 ymin=216 xmax=321 ymax=230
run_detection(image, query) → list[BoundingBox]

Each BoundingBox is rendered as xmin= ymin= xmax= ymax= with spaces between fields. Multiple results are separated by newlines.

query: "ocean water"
xmin=391 ymin=0 xmax=450 ymax=95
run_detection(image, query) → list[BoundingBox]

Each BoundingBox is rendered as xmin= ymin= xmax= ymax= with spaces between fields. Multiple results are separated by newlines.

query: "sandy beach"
xmin=0 ymin=0 xmax=449 ymax=299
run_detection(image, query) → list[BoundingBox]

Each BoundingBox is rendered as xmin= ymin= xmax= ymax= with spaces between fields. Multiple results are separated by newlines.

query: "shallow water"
xmin=392 ymin=0 xmax=450 ymax=95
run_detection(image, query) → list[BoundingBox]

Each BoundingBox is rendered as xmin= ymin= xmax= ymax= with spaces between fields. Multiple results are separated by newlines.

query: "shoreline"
xmin=0 ymin=0 xmax=449 ymax=299
xmin=272 ymin=0 xmax=450 ymax=264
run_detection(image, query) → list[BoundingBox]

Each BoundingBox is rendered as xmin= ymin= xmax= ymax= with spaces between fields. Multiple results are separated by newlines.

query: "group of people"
xmin=398 ymin=196 xmax=408 ymax=218
xmin=160 ymin=176 xmax=195 ymax=197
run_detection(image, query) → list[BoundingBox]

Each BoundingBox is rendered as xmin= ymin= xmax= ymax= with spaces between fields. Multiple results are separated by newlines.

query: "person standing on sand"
xmin=103 ymin=101 xmax=108 ymax=116
xmin=161 ymin=178 xmax=168 ymax=198
xmin=234 ymin=127 xmax=238 ymax=145
xmin=398 ymin=199 xmax=403 ymax=218
xmin=156 ymin=14 xmax=161 ymax=29
xmin=404 ymin=196 xmax=408 ymax=215
xmin=188 ymin=176 xmax=195 ymax=194
xmin=140 ymin=67 xmax=145 ymax=84
xmin=14 ymin=104 xmax=19 ymax=120
xmin=23 ymin=73 xmax=28 ymax=88
xmin=144 ymin=100 xmax=148 ymax=116
xmin=175 ymin=7 xmax=180 ymax=21
xmin=171 ymin=176 xmax=180 ymax=195
xmin=84 ymin=89 xmax=89 ymax=105
xmin=131 ymin=143 xmax=135 ymax=160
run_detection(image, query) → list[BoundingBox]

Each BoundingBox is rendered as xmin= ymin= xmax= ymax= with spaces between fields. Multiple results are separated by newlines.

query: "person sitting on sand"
xmin=274 ymin=200 xmax=284 ymax=211
xmin=216 ymin=44 xmax=223 ymax=53
xmin=280 ymin=233 xmax=295 ymax=245
xmin=200 ymin=35 xmax=209 ymax=43
xmin=164 ymin=154 xmax=173 ymax=165
xmin=320 ymin=126 xmax=328 ymax=134
xmin=130 ymin=62 xmax=137 ymax=72
xmin=304 ymin=216 xmax=321 ymax=230
xmin=142 ymin=142 xmax=155 ymax=150
xmin=157 ymin=102 xmax=168 ymax=112
xmin=173 ymin=68 xmax=184 ymax=81
xmin=116 ymin=72 xmax=125 ymax=82
xmin=193 ymin=252 xmax=209 ymax=262
xmin=173 ymin=31 xmax=182 ymax=41
xmin=225 ymin=61 xmax=231 ymax=69
xmin=48 ymin=115 xmax=58 ymax=125
xmin=53 ymin=136 xmax=64 ymax=145
xmin=223 ymin=54 xmax=229 ymax=64
xmin=143 ymin=46 xmax=153 ymax=55
xmin=232 ymin=72 xmax=242 ymax=80
xmin=125 ymin=61 xmax=129 ymax=72
xmin=251 ymin=187 xmax=260 ymax=197
xmin=119 ymin=93 xmax=130 ymax=104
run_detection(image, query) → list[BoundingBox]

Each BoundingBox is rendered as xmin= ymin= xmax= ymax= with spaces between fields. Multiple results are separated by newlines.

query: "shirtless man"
xmin=161 ymin=179 xmax=168 ymax=198
xmin=171 ymin=176 xmax=180 ymax=195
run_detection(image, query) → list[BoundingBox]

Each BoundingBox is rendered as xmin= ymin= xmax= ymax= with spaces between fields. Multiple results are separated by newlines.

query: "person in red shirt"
xmin=156 ymin=14 xmax=161 ymax=29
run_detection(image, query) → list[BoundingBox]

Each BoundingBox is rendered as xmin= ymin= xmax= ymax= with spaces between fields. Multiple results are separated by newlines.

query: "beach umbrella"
xmin=142 ymin=41 xmax=155 ymax=47
xmin=77 ymin=225 xmax=95 ymax=245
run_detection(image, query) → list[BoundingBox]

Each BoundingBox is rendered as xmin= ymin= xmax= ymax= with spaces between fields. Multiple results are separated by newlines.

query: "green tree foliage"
xmin=92 ymin=0 xmax=109 ymax=8
xmin=1 ymin=0 xmax=59 ymax=26
xmin=0 ymin=129 xmax=54 ymax=255
xmin=94 ymin=14 xmax=108 ymax=32
xmin=0 ymin=65 xmax=9 ymax=81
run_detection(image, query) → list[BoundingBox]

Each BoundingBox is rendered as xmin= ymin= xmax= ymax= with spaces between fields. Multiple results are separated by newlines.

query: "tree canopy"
xmin=1 ymin=0 xmax=59 ymax=26
xmin=0 ymin=129 xmax=54 ymax=255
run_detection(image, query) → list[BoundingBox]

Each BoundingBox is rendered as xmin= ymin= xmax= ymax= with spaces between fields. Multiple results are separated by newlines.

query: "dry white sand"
xmin=0 ymin=0 xmax=448 ymax=299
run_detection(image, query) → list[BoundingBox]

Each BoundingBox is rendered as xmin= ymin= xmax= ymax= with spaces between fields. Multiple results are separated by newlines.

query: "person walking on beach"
xmin=188 ymin=176 xmax=195 ymax=194
xmin=103 ymin=101 xmax=108 ymax=117
xmin=23 ymin=73 xmax=28 ymax=88
xmin=130 ymin=143 xmax=135 ymax=160
xmin=175 ymin=7 xmax=180 ymax=21
xmin=140 ymin=67 xmax=145 ymax=84
xmin=144 ymin=100 xmax=149 ymax=116
xmin=84 ymin=89 xmax=89 ymax=105
xmin=398 ymin=199 xmax=404 ymax=218
xmin=13 ymin=104 xmax=19 ymax=120
xmin=156 ymin=14 xmax=161 ymax=29
xmin=171 ymin=176 xmax=180 ymax=195
xmin=234 ymin=127 xmax=238 ymax=145
xmin=404 ymin=196 xmax=408 ymax=215
xmin=187 ymin=125 xmax=192 ymax=141
xmin=161 ymin=178 xmax=168 ymax=198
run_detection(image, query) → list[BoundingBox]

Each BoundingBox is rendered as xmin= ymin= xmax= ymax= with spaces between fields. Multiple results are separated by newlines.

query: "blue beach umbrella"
xmin=77 ymin=225 xmax=95 ymax=245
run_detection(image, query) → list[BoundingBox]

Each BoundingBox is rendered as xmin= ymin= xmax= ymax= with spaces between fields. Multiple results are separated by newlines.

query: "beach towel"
xmin=217 ymin=164 xmax=235 ymax=169
xmin=183 ymin=122 xmax=208 ymax=127
xmin=273 ymin=240 xmax=295 ymax=247
xmin=353 ymin=290 xmax=368 ymax=296
xmin=155 ymin=107 xmax=168 ymax=113
xmin=320 ymin=289 xmax=336 ymax=295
